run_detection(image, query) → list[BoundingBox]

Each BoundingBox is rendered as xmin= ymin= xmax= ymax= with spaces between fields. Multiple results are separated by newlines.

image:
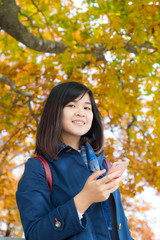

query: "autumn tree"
xmin=0 ymin=0 xmax=160 ymax=238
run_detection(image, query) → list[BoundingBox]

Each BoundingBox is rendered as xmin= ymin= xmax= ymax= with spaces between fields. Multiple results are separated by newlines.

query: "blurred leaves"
xmin=0 ymin=0 xmax=160 ymax=237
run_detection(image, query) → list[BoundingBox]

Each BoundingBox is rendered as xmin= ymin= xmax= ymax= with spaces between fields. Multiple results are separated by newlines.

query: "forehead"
xmin=74 ymin=93 xmax=91 ymax=103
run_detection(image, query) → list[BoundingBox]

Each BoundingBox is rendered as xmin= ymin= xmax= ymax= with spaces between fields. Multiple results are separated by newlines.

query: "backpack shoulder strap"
xmin=104 ymin=156 xmax=111 ymax=170
xmin=34 ymin=155 xmax=52 ymax=194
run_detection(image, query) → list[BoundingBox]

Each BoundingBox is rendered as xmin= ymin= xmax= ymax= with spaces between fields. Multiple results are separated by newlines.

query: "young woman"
xmin=16 ymin=81 xmax=134 ymax=240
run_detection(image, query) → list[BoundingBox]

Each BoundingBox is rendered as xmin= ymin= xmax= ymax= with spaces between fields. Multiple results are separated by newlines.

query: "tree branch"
xmin=19 ymin=9 xmax=43 ymax=38
xmin=0 ymin=0 xmax=157 ymax=57
xmin=0 ymin=73 xmax=32 ymax=97
xmin=124 ymin=41 xmax=138 ymax=55
xmin=0 ymin=0 xmax=68 ymax=53
xmin=27 ymin=99 xmax=39 ymax=127
xmin=31 ymin=0 xmax=55 ymax=39
xmin=0 ymin=73 xmax=39 ymax=127
xmin=125 ymin=40 xmax=157 ymax=55
xmin=0 ymin=127 xmax=22 ymax=154
xmin=126 ymin=114 xmax=137 ymax=141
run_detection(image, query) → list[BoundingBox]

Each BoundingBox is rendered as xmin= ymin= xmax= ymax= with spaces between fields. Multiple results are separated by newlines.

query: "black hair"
xmin=35 ymin=81 xmax=104 ymax=159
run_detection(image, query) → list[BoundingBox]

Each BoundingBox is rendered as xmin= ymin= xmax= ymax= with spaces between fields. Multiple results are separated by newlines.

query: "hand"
xmin=82 ymin=169 xmax=122 ymax=203
xmin=74 ymin=169 xmax=122 ymax=214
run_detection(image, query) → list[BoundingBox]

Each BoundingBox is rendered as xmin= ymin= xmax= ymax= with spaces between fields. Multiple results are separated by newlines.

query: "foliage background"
xmin=0 ymin=0 xmax=160 ymax=239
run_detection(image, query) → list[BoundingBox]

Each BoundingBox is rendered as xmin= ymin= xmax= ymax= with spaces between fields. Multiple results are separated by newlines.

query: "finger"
xmin=103 ymin=179 xmax=119 ymax=191
xmin=103 ymin=193 xmax=110 ymax=201
xmin=101 ymin=175 xmax=122 ymax=192
xmin=105 ymin=184 xmax=119 ymax=195
xmin=98 ymin=170 xmax=121 ymax=184
xmin=89 ymin=169 xmax=106 ymax=181
xmin=105 ymin=178 xmax=120 ymax=191
xmin=107 ymin=170 xmax=122 ymax=179
xmin=108 ymin=175 xmax=123 ymax=183
xmin=110 ymin=184 xmax=119 ymax=193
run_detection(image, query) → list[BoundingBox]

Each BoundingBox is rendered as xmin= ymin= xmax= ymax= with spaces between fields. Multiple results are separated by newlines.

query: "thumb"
xmin=89 ymin=169 xmax=106 ymax=181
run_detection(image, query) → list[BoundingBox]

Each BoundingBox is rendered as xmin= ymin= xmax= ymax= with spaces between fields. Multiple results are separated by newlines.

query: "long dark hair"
xmin=35 ymin=81 xmax=104 ymax=159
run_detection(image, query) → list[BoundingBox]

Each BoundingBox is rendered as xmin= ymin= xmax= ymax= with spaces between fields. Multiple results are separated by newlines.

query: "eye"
xmin=67 ymin=104 xmax=75 ymax=108
xmin=84 ymin=106 xmax=92 ymax=110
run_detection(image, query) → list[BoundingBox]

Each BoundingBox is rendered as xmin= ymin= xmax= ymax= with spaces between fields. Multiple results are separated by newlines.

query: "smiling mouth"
xmin=72 ymin=120 xmax=85 ymax=125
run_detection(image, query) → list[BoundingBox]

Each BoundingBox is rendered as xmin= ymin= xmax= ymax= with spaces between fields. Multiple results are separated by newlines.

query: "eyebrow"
xmin=72 ymin=100 xmax=91 ymax=105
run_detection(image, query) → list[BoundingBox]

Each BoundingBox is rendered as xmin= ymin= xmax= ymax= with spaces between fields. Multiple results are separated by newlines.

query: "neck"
xmin=60 ymin=135 xmax=80 ymax=151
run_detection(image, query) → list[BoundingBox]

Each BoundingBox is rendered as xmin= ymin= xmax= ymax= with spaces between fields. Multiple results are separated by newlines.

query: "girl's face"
xmin=61 ymin=93 xmax=93 ymax=148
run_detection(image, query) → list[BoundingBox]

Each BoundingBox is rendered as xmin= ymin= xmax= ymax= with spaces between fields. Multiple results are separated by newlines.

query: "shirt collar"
xmin=58 ymin=143 xmax=68 ymax=154
xmin=40 ymin=144 xmax=68 ymax=162
xmin=41 ymin=143 xmax=104 ymax=164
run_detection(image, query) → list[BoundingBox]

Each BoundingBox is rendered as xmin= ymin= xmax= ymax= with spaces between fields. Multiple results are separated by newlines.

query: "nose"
xmin=75 ymin=109 xmax=85 ymax=117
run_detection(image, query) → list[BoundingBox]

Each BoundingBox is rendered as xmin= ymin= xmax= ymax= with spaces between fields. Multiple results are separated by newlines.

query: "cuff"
xmin=49 ymin=198 xmax=87 ymax=236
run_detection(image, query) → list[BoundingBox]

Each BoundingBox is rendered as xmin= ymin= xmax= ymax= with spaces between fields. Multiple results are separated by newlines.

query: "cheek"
xmin=88 ymin=113 xmax=93 ymax=126
xmin=61 ymin=111 xmax=68 ymax=129
xmin=62 ymin=109 xmax=70 ymax=122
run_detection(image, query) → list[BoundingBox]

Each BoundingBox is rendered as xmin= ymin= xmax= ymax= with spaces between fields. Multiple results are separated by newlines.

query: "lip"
xmin=72 ymin=120 xmax=85 ymax=125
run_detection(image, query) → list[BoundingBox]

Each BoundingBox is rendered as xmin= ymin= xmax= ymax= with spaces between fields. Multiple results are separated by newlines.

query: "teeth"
xmin=73 ymin=121 xmax=84 ymax=124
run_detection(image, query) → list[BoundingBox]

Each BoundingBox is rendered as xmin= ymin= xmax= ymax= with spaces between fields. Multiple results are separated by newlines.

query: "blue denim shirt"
xmin=16 ymin=146 xmax=134 ymax=240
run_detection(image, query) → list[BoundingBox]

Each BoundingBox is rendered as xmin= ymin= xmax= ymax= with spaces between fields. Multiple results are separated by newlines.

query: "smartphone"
xmin=107 ymin=161 xmax=129 ymax=177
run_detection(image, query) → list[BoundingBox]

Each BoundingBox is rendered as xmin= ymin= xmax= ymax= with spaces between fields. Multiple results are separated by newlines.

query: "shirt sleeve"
xmin=16 ymin=158 xmax=87 ymax=240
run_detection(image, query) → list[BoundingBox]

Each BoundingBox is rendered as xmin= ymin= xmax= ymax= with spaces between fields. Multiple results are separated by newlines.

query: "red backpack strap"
xmin=104 ymin=156 xmax=111 ymax=170
xmin=34 ymin=156 xmax=52 ymax=194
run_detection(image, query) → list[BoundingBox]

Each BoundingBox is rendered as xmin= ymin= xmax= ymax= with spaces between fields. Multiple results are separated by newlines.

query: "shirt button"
xmin=118 ymin=223 xmax=121 ymax=230
xmin=55 ymin=221 xmax=61 ymax=228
